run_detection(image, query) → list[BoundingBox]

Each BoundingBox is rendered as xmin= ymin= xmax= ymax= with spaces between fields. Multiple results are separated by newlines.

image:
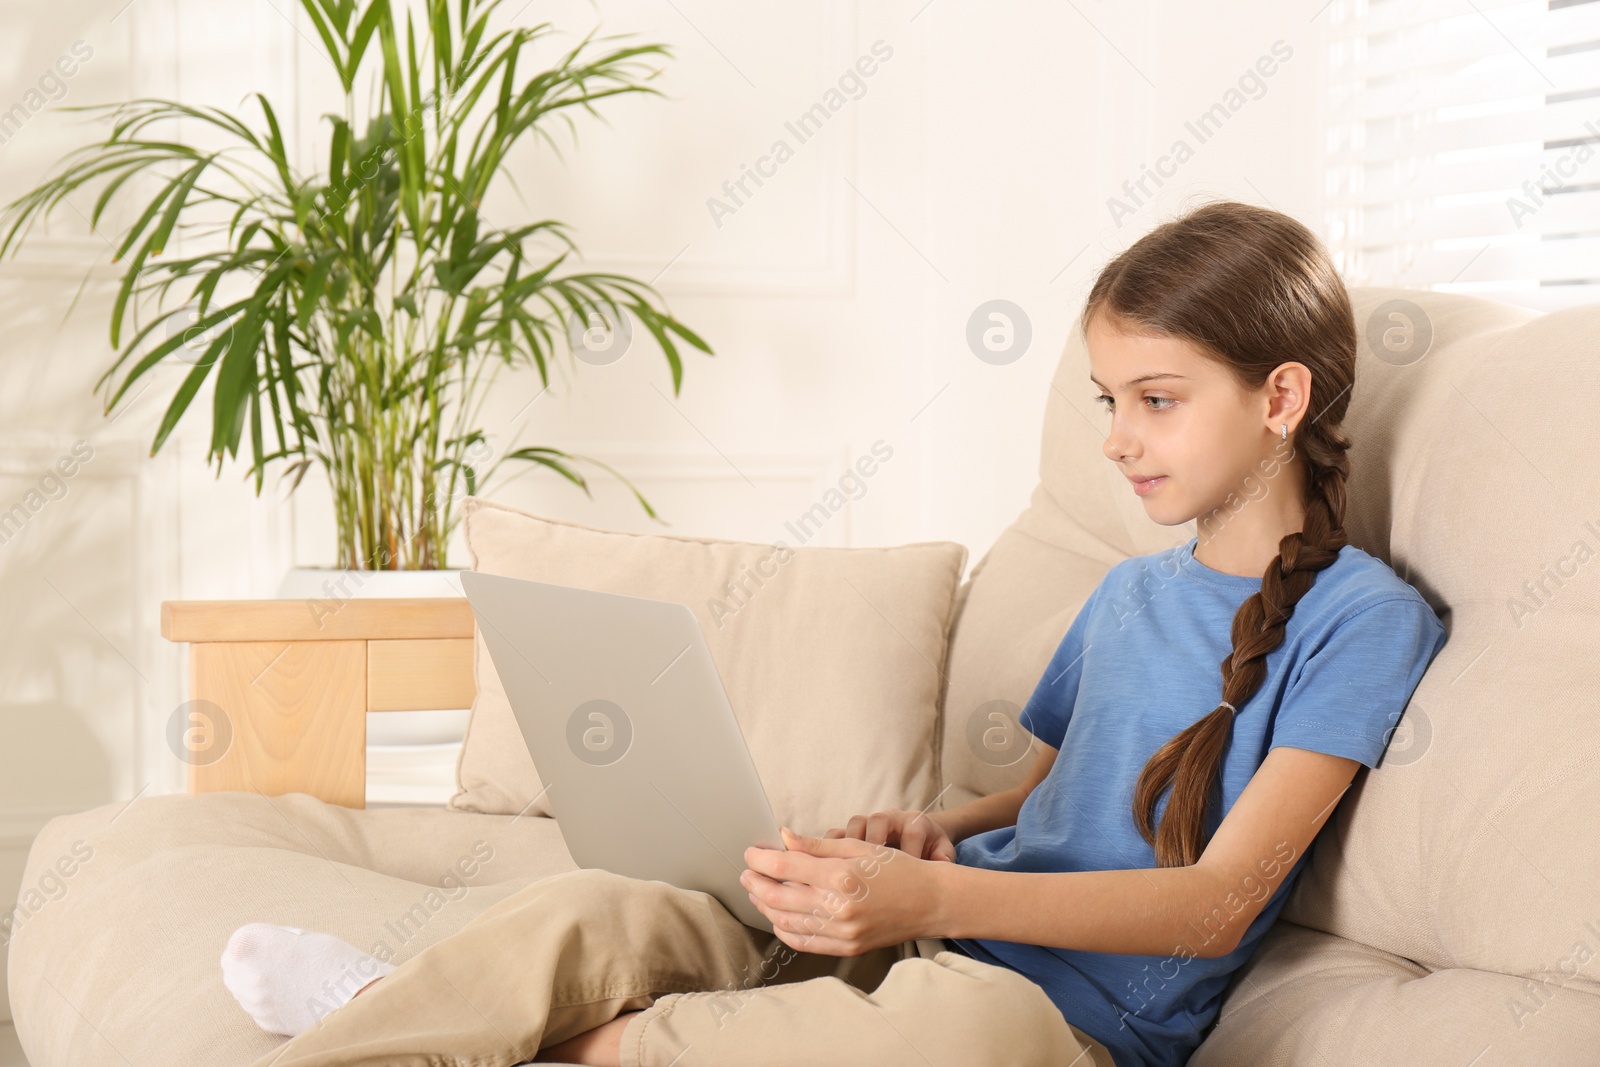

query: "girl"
xmin=221 ymin=200 xmax=1448 ymax=1067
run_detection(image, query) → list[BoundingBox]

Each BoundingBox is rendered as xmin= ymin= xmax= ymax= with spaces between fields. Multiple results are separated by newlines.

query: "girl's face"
xmin=1086 ymin=315 xmax=1297 ymax=529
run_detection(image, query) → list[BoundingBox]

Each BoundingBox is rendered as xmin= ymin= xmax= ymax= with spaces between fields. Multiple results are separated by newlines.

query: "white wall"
xmin=0 ymin=0 xmax=1326 ymax=1024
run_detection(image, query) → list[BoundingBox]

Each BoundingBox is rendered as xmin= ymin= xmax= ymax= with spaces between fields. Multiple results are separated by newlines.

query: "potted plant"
xmin=0 ymin=0 xmax=713 ymax=584
xmin=0 ymin=0 xmax=714 ymax=765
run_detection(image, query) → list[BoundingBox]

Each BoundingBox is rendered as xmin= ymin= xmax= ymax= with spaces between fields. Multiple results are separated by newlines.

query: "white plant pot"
xmin=275 ymin=566 xmax=472 ymax=750
xmin=276 ymin=566 xmax=466 ymax=601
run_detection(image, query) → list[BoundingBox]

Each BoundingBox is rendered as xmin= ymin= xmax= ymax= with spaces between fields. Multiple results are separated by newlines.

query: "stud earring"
xmin=1281 ymin=423 xmax=1287 ymax=440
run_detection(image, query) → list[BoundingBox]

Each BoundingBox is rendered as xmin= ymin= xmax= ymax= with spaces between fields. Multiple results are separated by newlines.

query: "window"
xmin=1323 ymin=0 xmax=1600 ymax=311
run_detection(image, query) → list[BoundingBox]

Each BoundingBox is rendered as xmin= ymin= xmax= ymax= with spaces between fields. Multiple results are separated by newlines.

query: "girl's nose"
xmin=1102 ymin=424 xmax=1136 ymax=464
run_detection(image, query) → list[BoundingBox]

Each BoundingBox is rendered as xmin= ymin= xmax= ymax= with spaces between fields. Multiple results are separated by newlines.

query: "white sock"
xmin=220 ymin=922 xmax=397 ymax=1037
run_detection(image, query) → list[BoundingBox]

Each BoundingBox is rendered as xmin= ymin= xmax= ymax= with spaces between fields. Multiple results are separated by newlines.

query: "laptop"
xmin=459 ymin=570 xmax=785 ymax=932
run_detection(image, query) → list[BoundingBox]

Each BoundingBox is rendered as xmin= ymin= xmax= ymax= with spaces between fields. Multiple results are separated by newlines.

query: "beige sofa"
xmin=8 ymin=285 xmax=1599 ymax=1065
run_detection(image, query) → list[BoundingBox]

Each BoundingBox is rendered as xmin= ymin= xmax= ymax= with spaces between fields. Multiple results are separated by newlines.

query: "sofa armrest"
xmin=160 ymin=597 xmax=476 ymax=808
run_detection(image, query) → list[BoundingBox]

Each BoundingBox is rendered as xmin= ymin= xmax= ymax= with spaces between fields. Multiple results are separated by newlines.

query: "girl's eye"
xmin=1091 ymin=395 xmax=1175 ymax=412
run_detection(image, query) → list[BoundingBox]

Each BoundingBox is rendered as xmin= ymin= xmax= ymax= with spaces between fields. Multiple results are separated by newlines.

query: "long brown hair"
xmin=1078 ymin=200 xmax=1357 ymax=868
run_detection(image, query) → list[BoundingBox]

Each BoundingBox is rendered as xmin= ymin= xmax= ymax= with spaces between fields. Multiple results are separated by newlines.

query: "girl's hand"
xmin=822 ymin=809 xmax=957 ymax=862
xmin=742 ymin=826 xmax=947 ymax=956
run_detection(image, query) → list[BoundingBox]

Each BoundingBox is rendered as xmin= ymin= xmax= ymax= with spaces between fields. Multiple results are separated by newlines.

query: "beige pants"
xmin=245 ymin=867 xmax=1116 ymax=1067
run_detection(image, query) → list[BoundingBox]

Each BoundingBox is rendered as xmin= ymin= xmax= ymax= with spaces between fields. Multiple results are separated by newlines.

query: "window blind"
xmin=1324 ymin=0 xmax=1600 ymax=311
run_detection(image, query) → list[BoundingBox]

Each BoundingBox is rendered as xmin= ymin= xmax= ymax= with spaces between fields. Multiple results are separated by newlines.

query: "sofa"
xmin=8 ymin=284 xmax=1599 ymax=1065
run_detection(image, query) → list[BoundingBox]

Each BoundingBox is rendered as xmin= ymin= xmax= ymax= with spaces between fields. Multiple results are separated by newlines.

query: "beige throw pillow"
xmin=447 ymin=496 xmax=968 ymax=836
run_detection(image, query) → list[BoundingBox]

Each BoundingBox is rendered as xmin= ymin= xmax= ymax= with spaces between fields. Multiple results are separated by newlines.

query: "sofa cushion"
xmin=6 ymin=792 xmax=581 ymax=1067
xmin=1191 ymin=919 xmax=1600 ymax=1065
xmin=1278 ymin=292 xmax=1600 ymax=987
xmin=448 ymin=496 xmax=968 ymax=835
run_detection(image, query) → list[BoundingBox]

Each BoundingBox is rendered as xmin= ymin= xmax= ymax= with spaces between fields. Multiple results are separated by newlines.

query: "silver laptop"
xmin=460 ymin=571 xmax=785 ymax=932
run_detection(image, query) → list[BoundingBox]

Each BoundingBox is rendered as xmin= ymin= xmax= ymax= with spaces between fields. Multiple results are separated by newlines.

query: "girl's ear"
xmin=1263 ymin=361 xmax=1313 ymax=433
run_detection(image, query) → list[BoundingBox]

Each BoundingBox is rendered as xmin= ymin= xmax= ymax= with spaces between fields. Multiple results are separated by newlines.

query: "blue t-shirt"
xmin=951 ymin=535 xmax=1447 ymax=1067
